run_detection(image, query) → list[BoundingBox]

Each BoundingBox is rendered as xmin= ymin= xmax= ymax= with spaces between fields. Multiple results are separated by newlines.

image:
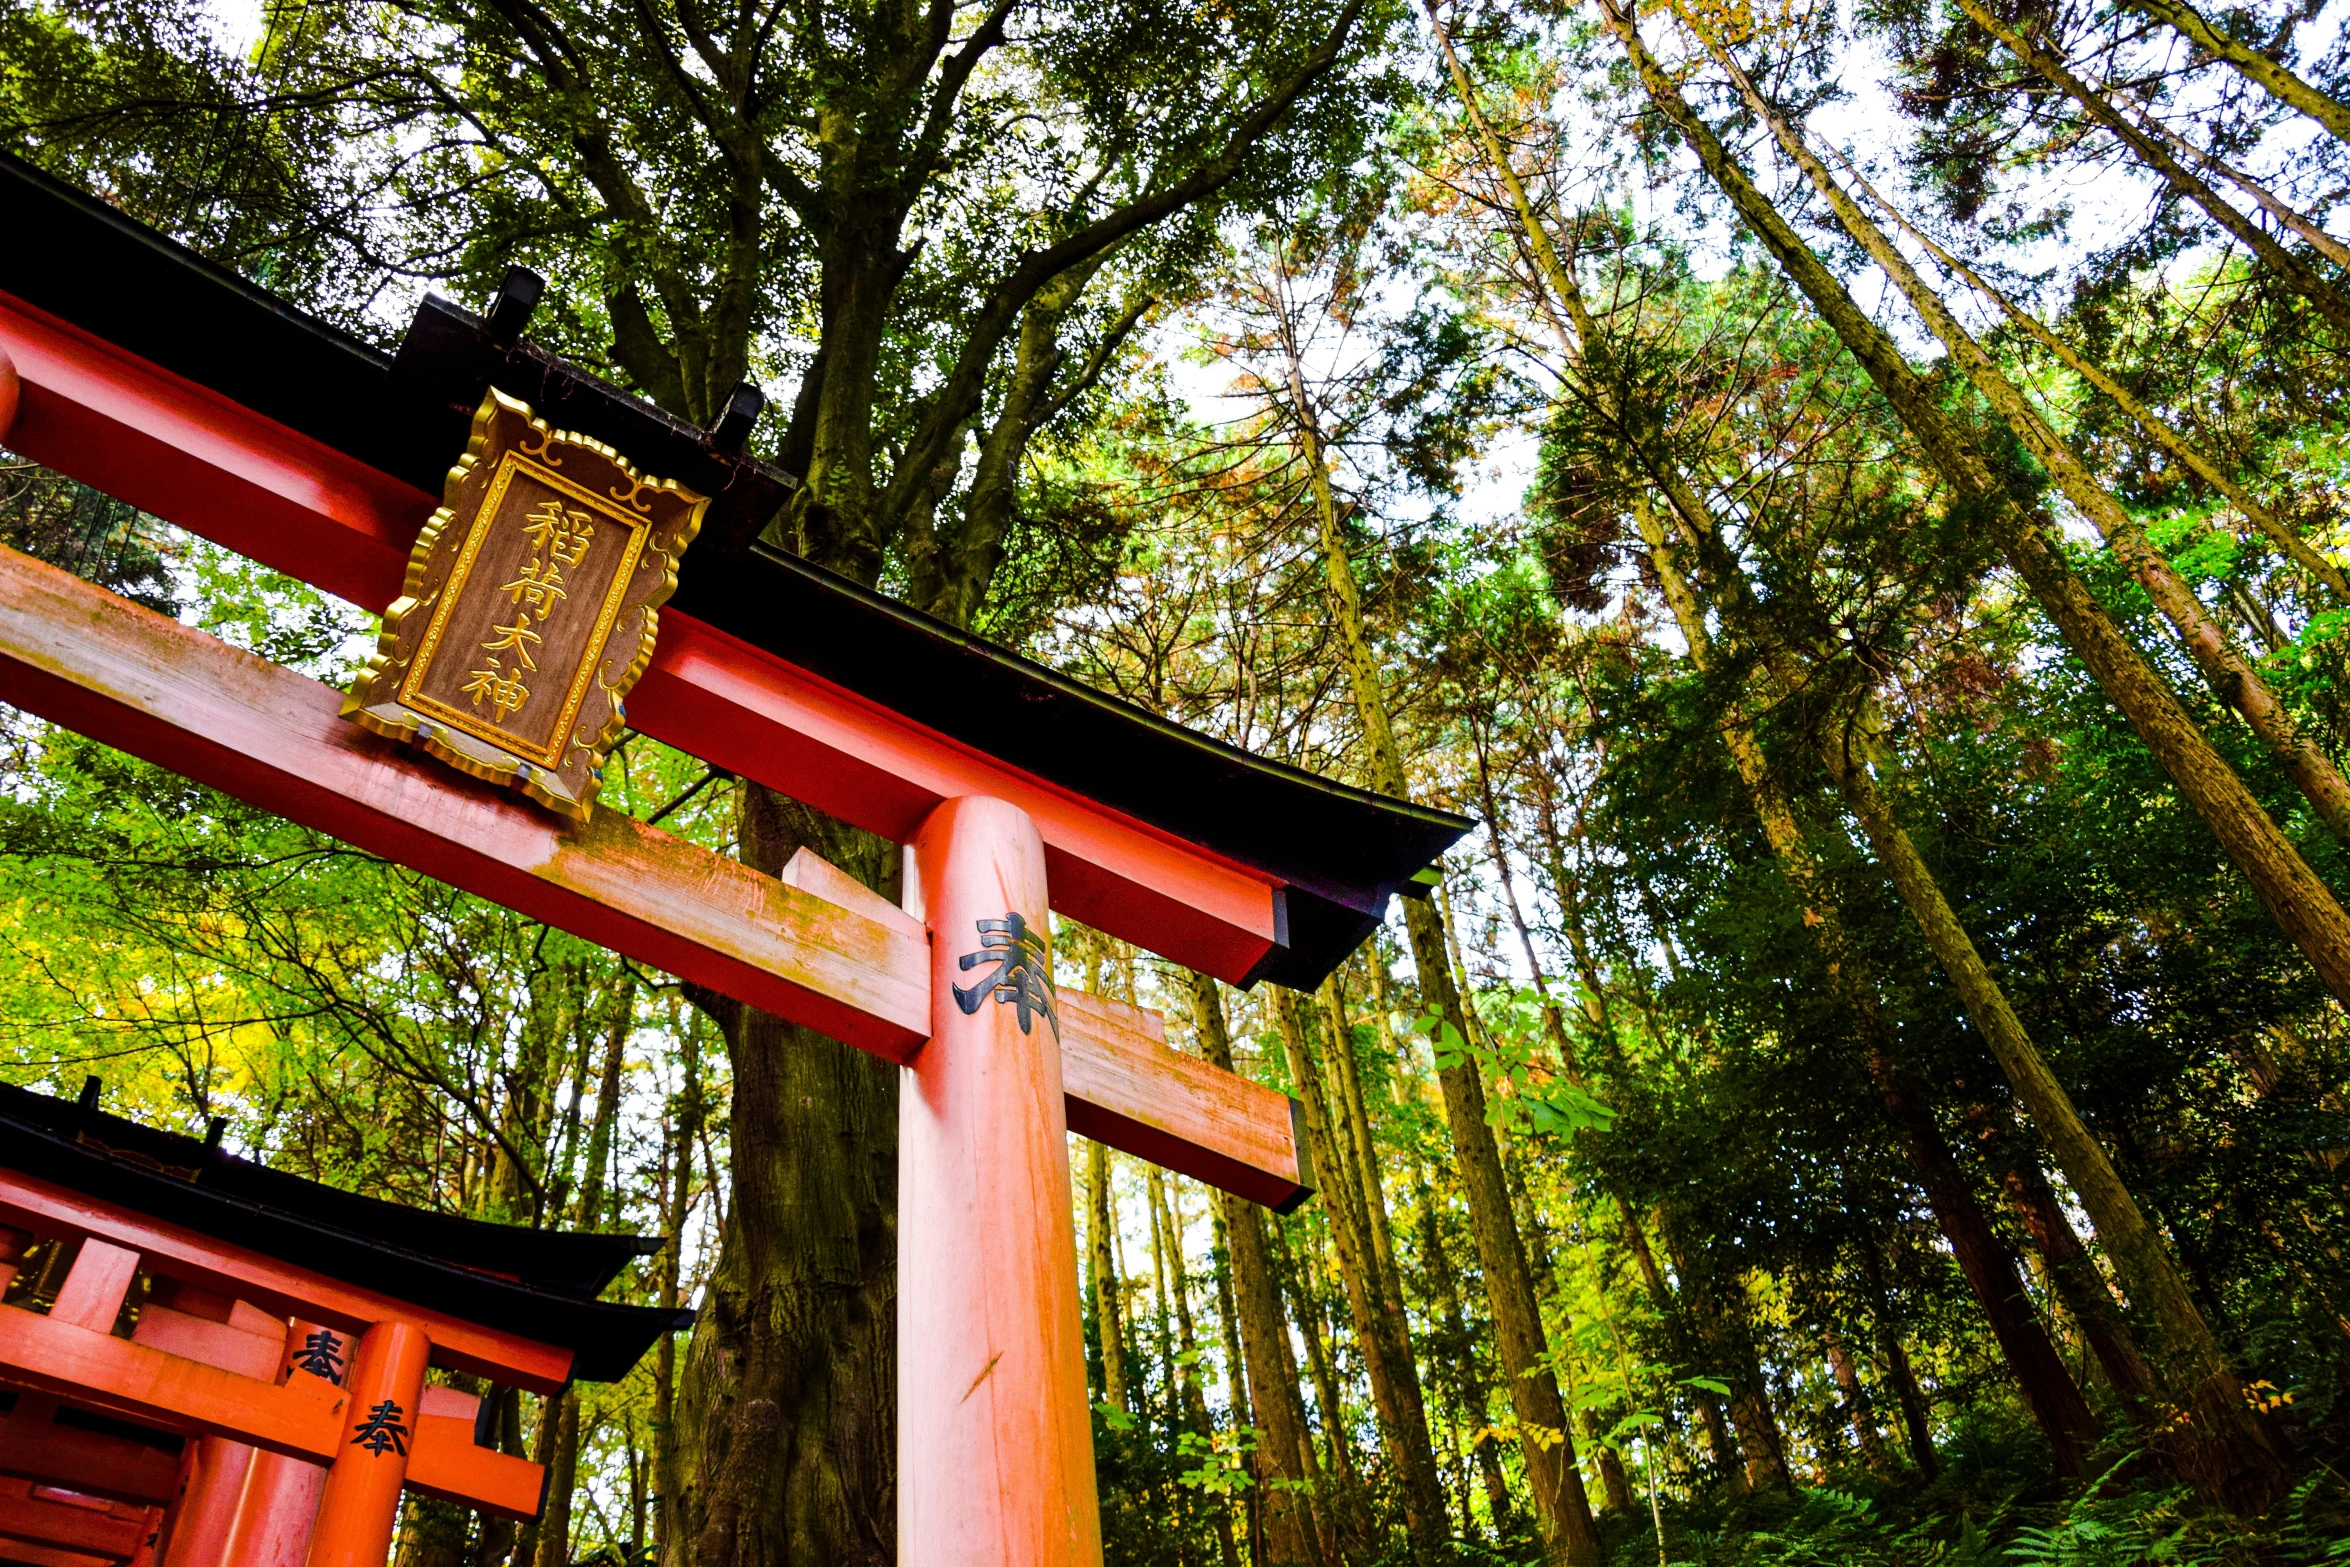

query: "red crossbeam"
xmin=0 ymin=543 xmax=1311 ymax=1209
xmin=0 ymin=295 xmax=1286 ymax=984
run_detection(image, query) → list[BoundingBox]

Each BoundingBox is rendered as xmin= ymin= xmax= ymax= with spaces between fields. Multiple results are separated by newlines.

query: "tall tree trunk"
xmin=1317 ymin=978 xmax=1407 ymax=1324
xmin=1273 ymin=990 xmax=1450 ymax=1555
xmin=1620 ymin=1210 xmax=1745 ymax=1491
xmin=653 ymin=1009 xmax=704 ymax=1566
xmin=1599 ymin=5 xmax=2294 ymax=1508
xmin=1821 ymin=1320 xmax=1893 ymax=1477
xmin=1275 ymin=242 xmax=1604 ymax=1566
xmin=1855 ymin=1229 xmax=1939 ymax=1481
xmin=536 ymin=990 xmax=633 ymax=1567
xmin=1623 ymin=500 xmax=2102 ymax=1474
xmin=1415 ymin=1176 xmax=1517 ymax=1530
xmin=1189 ymin=971 xmax=1333 ymax=1567
xmin=1088 ymin=1140 xmax=1133 ymax=1412
xmin=1978 ymin=1110 xmax=2160 ymax=1412
xmin=1683 ymin=4 xmax=2350 ymax=845
xmin=2119 ymin=0 xmax=2350 ymax=146
xmin=1597 ymin=0 xmax=2350 ymax=1037
xmin=1209 ymin=1205 xmax=1262 ymax=1562
xmin=1951 ymin=0 xmax=2350 ymax=334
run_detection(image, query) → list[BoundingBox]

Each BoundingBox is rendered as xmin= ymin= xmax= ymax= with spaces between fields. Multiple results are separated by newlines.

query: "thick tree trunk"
xmin=669 ymin=793 xmax=897 ymax=1567
xmin=1188 ymin=972 xmax=1331 ymax=1567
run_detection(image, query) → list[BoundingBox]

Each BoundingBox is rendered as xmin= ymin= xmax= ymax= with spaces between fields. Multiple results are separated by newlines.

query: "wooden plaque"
xmin=344 ymin=389 xmax=706 ymax=819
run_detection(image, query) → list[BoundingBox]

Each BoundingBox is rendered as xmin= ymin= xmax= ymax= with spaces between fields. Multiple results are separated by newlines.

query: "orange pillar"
xmin=158 ymin=1436 xmax=256 ymax=1567
xmin=226 ymin=1320 xmax=341 ymax=1566
xmin=302 ymin=1320 xmax=427 ymax=1567
xmin=901 ymin=796 xmax=1101 ymax=1566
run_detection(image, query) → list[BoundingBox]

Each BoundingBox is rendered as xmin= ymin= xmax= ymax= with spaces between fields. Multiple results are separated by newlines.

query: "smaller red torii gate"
xmin=0 ymin=1078 xmax=684 ymax=1567
xmin=0 ymin=151 xmax=1472 ymax=1564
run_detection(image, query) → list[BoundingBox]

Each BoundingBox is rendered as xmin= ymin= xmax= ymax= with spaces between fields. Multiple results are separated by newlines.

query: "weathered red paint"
xmin=0 ymin=291 xmax=1285 ymax=984
xmin=0 ymin=544 xmax=1310 ymax=1206
xmin=901 ymin=799 xmax=1103 ymax=1567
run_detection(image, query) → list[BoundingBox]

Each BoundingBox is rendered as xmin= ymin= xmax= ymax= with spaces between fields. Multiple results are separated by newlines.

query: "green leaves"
xmin=1411 ymin=1000 xmax=1618 ymax=1139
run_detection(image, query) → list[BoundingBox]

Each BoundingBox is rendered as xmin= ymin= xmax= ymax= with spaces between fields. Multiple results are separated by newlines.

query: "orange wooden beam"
xmin=0 ymin=1479 xmax=149 ymax=1559
xmin=0 ymin=542 xmax=929 ymax=1063
xmin=0 ymin=1168 xmax=572 ymax=1392
xmin=0 ymin=1304 xmax=539 ymax=1520
xmin=0 ymin=1405 xmax=181 ymax=1506
xmin=0 ymin=545 xmax=1310 ymax=1208
xmin=0 ymin=295 xmax=1285 ymax=984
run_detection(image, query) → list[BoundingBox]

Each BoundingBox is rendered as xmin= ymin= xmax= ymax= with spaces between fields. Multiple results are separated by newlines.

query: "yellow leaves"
xmin=2243 ymin=1379 xmax=2294 ymax=1415
xmin=1468 ymin=1420 xmax=1566 ymax=1452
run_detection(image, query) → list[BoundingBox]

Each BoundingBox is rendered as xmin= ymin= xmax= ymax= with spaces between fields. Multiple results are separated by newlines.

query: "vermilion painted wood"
xmin=0 ymin=1478 xmax=150 ymax=1559
xmin=154 ymin=1441 xmax=252 ymax=1567
xmin=901 ymin=799 xmax=1102 ymax=1567
xmin=302 ymin=1321 xmax=425 ymax=1567
xmin=0 ymin=548 xmax=1310 ymax=1205
xmin=51 ymin=1239 xmax=140 ymax=1332
xmin=0 ymin=1304 xmax=346 ymax=1461
xmin=0 ymin=1538 xmax=113 ymax=1567
xmin=219 ymin=1321 xmax=335 ymax=1567
xmin=1058 ymin=990 xmax=1307 ymax=1212
xmin=402 ymin=1414 xmax=541 ymax=1519
xmin=0 ymin=295 xmax=1284 ymax=985
xmin=0 ymin=1167 xmax=574 ymax=1391
xmin=0 ymin=1397 xmax=181 ymax=1506
xmin=131 ymin=1305 xmax=279 ymax=1567
xmin=0 ymin=543 xmax=931 ymax=1063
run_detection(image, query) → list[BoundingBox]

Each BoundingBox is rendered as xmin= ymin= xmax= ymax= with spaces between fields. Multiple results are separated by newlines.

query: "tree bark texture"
xmin=1087 ymin=1140 xmax=1132 ymax=1413
xmin=1188 ymin=971 xmax=1332 ymax=1567
xmin=669 ymin=792 xmax=898 ymax=1567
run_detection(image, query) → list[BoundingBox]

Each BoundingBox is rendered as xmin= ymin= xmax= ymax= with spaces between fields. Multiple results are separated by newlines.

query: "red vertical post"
xmin=226 ymin=1319 xmax=341 ymax=1566
xmin=302 ymin=1320 xmax=427 ymax=1567
xmin=901 ymin=796 xmax=1101 ymax=1567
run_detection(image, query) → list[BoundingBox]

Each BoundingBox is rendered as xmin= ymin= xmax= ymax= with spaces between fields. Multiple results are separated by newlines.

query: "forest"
xmin=5 ymin=0 xmax=2350 ymax=1560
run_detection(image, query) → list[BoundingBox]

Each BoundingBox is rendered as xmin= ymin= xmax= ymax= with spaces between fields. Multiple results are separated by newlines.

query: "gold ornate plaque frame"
xmin=343 ymin=388 xmax=707 ymax=820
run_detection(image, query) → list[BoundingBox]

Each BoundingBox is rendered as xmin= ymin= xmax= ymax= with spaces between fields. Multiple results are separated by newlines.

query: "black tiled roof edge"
xmin=0 ymin=1082 xmax=688 ymax=1383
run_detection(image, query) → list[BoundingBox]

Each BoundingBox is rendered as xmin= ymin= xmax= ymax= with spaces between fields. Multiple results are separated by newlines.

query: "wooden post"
xmin=302 ymin=1320 xmax=426 ymax=1567
xmin=224 ymin=1320 xmax=339 ymax=1567
xmin=902 ymin=797 xmax=1102 ymax=1567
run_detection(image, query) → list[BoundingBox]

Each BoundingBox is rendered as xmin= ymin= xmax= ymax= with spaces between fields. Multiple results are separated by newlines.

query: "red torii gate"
xmin=0 ymin=1078 xmax=683 ymax=1567
xmin=0 ymin=152 xmax=1471 ymax=1563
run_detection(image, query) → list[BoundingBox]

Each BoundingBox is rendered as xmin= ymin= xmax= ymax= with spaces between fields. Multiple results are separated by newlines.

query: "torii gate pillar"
xmin=903 ymin=797 xmax=1101 ymax=1565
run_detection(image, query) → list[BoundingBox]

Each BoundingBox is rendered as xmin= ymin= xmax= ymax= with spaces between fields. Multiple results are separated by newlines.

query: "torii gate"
xmin=0 ymin=1076 xmax=686 ymax=1567
xmin=0 ymin=151 xmax=1471 ymax=1564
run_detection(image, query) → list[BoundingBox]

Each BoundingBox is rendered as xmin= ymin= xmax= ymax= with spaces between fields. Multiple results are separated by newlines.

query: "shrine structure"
xmin=0 ymin=1077 xmax=686 ymax=1567
xmin=0 ymin=150 xmax=1472 ymax=1565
